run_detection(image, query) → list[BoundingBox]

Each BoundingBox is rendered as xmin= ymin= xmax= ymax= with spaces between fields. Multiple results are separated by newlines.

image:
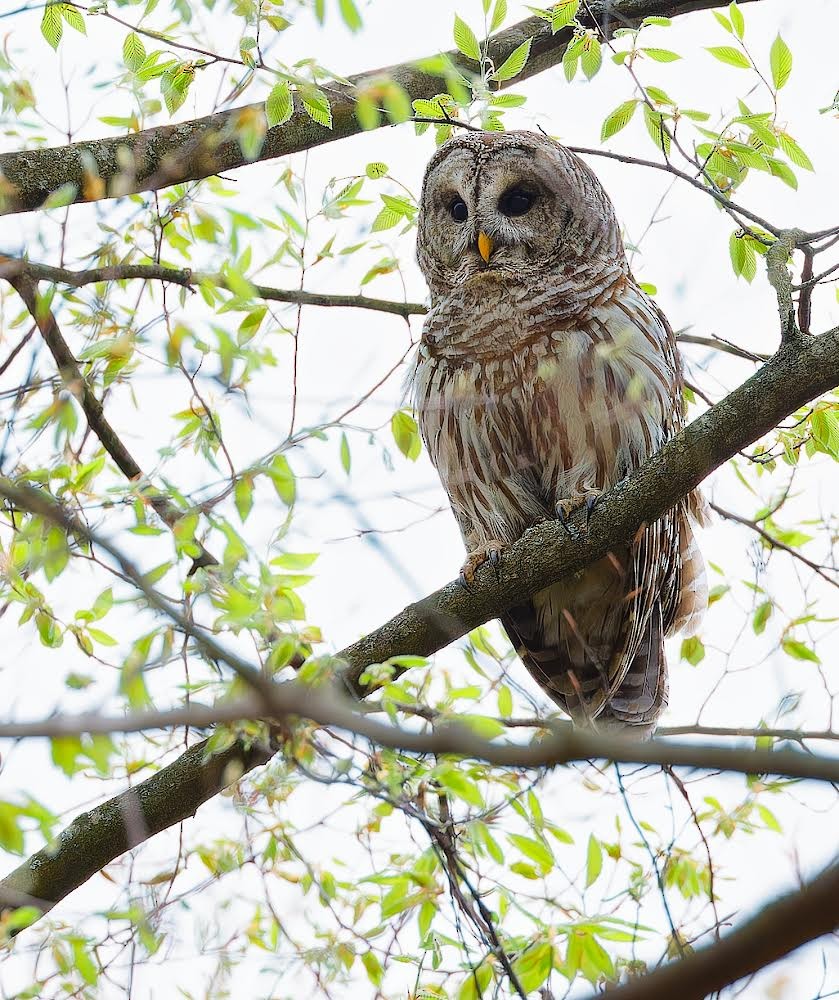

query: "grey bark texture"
xmin=0 ymin=0 xmax=762 ymax=216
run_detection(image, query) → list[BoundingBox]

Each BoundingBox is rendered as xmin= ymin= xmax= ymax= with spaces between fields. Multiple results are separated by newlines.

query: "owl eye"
xmin=499 ymin=186 xmax=535 ymax=217
xmin=449 ymin=197 xmax=469 ymax=223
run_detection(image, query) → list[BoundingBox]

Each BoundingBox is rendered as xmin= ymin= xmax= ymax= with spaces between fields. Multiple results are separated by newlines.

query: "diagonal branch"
xmin=3 ymin=267 xmax=219 ymax=571
xmin=0 ymin=0 xmax=763 ymax=216
xmin=582 ymin=859 xmax=839 ymax=1000
xmin=0 ymin=321 xmax=837 ymax=927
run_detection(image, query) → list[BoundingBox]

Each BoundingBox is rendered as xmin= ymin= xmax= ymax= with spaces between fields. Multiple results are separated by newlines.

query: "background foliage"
xmin=0 ymin=1 xmax=838 ymax=997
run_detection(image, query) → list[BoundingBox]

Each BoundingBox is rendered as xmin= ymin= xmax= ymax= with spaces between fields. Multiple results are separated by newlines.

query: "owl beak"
xmin=477 ymin=231 xmax=494 ymax=263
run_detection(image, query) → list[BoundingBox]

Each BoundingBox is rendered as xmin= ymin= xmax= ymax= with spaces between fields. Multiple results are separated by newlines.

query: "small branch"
xmin=2 ymin=267 xmax=219 ymax=572
xmin=582 ymin=860 xmax=839 ymax=1000
xmin=711 ymin=501 xmax=839 ymax=590
xmin=677 ymin=331 xmax=769 ymax=362
xmin=658 ymin=724 xmax=839 ymax=743
xmin=0 ymin=256 xmax=426 ymax=318
xmin=765 ymin=229 xmax=807 ymax=346
xmin=567 ymin=145 xmax=779 ymax=237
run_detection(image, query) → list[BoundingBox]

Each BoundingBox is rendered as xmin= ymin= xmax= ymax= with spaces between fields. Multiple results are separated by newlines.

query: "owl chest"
xmin=417 ymin=321 xmax=671 ymax=502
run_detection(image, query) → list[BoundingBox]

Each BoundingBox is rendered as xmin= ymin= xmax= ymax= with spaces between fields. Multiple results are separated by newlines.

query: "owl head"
xmin=416 ymin=130 xmax=625 ymax=296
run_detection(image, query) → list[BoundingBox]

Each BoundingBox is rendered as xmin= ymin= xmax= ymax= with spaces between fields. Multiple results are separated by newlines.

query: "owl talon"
xmin=555 ymin=504 xmax=578 ymax=539
xmin=460 ymin=541 xmax=506 ymax=584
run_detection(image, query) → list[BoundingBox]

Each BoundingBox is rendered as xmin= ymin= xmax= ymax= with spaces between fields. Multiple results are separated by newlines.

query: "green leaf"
xmin=338 ymin=0 xmax=362 ymax=32
xmin=643 ymin=105 xmax=672 ymax=156
xmin=435 ymin=766 xmax=484 ymax=807
xmin=642 ymin=47 xmax=681 ymax=62
xmin=767 ymin=158 xmax=798 ymax=189
xmin=497 ymin=683 xmax=512 ymax=717
xmin=453 ymin=14 xmax=481 ymax=61
xmin=490 ymin=0 xmax=507 ymax=32
xmin=123 ymin=32 xmax=147 ymax=72
xmin=490 ymin=38 xmax=531 ymax=82
xmin=811 ymin=409 xmax=839 ymax=459
xmin=551 ymin=0 xmax=580 ymax=31
xmin=712 ymin=10 xmax=732 ymax=33
xmin=778 ymin=133 xmax=813 ymax=171
xmin=391 ymin=410 xmax=421 ymax=461
xmin=339 ymin=432 xmax=351 ymax=475
xmin=753 ymin=600 xmax=773 ymax=634
xmin=769 ymin=34 xmax=792 ymax=90
xmin=729 ymin=1 xmax=745 ymax=38
xmin=161 ymin=65 xmax=193 ymax=116
xmin=234 ymin=476 xmax=254 ymax=522
xmin=301 ymin=90 xmax=332 ymax=128
xmin=600 ymin=99 xmax=638 ymax=141
xmin=680 ymin=635 xmax=706 ymax=666
xmin=706 ymin=45 xmax=751 ymax=69
xmin=60 ymin=3 xmax=86 ymax=33
xmin=266 ymin=82 xmax=293 ymax=127
xmin=781 ymin=638 xmax=820 ymax=663
xmin=41 ymin=3 xmax=63 ymax=49
xmin=370 ymin=206 xmax=400 ymax=232
xmin=365 ymin=161 xmax=388 ymax=179
xmin=361 ymin=951 xmax=383 ymax=987
xmin=512 ymin=942 xmax=553 ymax=993
xmin=585 ymin=834 xmax=603 ymax=887
xmin=729 ymin=231 xmax=757 ymax=283
xmin=580 ymin=37 xmax=602 ymax=79
xmin=508 ymin=834 xmax=554 ymax=874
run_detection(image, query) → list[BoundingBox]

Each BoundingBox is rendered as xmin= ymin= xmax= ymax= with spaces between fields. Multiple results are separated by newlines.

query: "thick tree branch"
xmin=3 ymin=267 xmax=219 ymax=571
xmin=1 ymin=321 xmax=837 ymax=927
xmin=0 ymin=0 xmax=761 ymax=216
xmin=583 ymin=859 xmax=839 ymax=1000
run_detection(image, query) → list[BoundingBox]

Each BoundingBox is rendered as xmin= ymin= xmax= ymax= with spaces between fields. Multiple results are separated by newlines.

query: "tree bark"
xmin=0 ymin=0 xmax=762 ymax=216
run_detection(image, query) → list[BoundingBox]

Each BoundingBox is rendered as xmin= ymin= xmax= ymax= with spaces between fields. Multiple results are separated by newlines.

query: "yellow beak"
xmin=477 ymin=231 xmax=494 ymax=263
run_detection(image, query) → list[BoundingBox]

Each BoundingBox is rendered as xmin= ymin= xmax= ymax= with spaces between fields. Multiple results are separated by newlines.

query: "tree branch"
xmin=0 ymin=256 xmax=427 ymax=318
xmin=582 ymin=859 xmax=839 ymax=1000
xmin=1 ymin=321 xmax=837 ymax=926
xmin=0 ymin=0 xmax=762 ymax=216
xmin=3 ymin=266 xmax=219 ymax=572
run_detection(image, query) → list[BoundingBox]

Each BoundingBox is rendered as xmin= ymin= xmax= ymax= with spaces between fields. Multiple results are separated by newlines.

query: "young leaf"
xmin=781 ymin=638 xmax=820 ymax=663
xmin=706 ymin=46 xmax=751 ymax=69
xmin=123 ymin=32 xmax=147 ymax=72
xmin=453 ymin=14 xmax=481 ymax=61
xmin=769 ymin=34 xmax=792 ymax=90
xmin=41 ymin=3 xmax=63 ymax=49
xmin=729 ymin=2 xmax=745 ymax=38
xmin=301 ymin=90 xmax=332 ymax=128
xmin=551 ymin=0 xmax=580 ymax=31
xmin=266 ymin=82 xmax=293 ymax=127
xmin=391 ymin=410 xmax=422 ymax=460
xmin=680 ymin=635 xmax=706 ymax=666
xmin=600 ymin=99 xmax=638 ymax=141
xmin=585 ymin=835 xmax=603 ymax=887
xmin=642 ymin=47 xmax=681 ymax=62
xmin=490 ymin=38 xmax=531 ymax=82
xmin=580 ymin=36 xmax=602 ymax=79
xmin=490 ymin=0 xmax=507 ymax=32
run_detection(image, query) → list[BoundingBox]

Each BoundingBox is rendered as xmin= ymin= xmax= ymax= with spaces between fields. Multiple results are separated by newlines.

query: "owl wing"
xmin=500 ymin=287 xmax=705 ymax=732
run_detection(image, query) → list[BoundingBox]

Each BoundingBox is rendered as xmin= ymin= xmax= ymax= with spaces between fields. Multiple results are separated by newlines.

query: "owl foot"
xmin=556 ymin=490 xmax=602 ymax=534
xmin=459 ymin=540 xmax=506 ymax=587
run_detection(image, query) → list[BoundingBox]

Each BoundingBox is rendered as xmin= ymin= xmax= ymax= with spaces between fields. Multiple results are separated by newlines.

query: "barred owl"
xmin=411 ymin=130 xmax=707 ymax=736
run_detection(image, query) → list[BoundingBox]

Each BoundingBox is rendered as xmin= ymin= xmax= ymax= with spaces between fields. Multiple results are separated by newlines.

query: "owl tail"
xmin=501 ymin=600 xmax=667 ymax=738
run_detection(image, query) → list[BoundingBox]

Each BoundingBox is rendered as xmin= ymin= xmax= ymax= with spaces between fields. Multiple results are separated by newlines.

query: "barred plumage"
xmin=411 ymin=131 xmax=707 ymax=735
